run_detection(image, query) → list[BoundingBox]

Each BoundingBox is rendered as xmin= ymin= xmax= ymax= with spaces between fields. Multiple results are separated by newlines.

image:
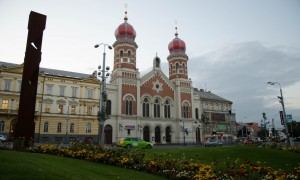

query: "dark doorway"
xmin=143 ymin=126 xmax=150 ymax=142
xmin=155 ymin=126 xmax=161 ymax=143
xmin=196 ymin=127 xmax=201 ymax=143
xmin=104 ymin=125 xmax=112 ymax=144
xmin=166 ymin=126 xmax=171 ymax=143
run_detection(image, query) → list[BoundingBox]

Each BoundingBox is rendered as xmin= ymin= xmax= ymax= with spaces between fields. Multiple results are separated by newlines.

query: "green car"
xmin=118 ymin=137 xmax=153 ymax=149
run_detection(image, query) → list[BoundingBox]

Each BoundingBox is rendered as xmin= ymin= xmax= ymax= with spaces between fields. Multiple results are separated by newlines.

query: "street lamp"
xmin=267 ymin=82 xmax=290 ymax=146
xmin=95 ymin=43 xmax=112 ymax=146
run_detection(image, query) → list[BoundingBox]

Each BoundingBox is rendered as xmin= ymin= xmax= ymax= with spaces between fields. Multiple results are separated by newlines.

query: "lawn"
xmin=0 ymin=150 xmax=165 ymax=180
xmin=145 ymin=146 xmax=300 ymax=171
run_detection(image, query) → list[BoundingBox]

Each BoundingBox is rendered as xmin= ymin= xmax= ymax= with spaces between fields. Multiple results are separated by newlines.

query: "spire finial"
xmin=124 ymin=3 xmax=128 ymax=21
xmin=175 ymin=20 xmax=178 ymax=37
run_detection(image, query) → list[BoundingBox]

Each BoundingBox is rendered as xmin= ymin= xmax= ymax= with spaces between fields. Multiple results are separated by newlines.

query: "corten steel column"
xmin=14 ymin=11 xmax=46 ymax=146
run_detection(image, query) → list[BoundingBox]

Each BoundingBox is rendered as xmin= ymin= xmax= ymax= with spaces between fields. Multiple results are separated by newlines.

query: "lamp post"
xmin=180 ymin=120 xmax=186 ymax=146
xmin=95 ymin=43 xmax=112 ymax=146
xmin=267 ymin=82 xmax=290 ymax=146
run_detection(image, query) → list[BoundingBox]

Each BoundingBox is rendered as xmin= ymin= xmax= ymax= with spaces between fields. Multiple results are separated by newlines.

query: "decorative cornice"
xmin=167 ymin=53 xmax=188 ymax=60
xmin=113 ymin=39 xmax=138 ymax=48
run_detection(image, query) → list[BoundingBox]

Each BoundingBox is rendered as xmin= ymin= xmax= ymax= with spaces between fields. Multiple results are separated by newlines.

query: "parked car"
xmin=117 ymin=137 xmax=153 ymax=149
xmin=245 ymin=138 xmax=262 ymax=145
xmin=203 ymin=139 xmax=222 ymax=147
xmin=0 ymin=135 xmax=7 ymax=142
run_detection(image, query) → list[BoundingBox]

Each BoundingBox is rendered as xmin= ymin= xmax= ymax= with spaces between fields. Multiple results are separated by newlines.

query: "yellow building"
xmin=0 ymin=61 xmax=102 ymax=143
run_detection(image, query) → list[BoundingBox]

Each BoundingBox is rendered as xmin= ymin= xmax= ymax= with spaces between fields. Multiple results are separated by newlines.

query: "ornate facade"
xmin=0 ymin=11 xmax=236 ymax=144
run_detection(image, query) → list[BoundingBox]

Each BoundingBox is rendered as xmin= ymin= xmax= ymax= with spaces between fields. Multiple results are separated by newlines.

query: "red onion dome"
xmin=168 ymin=36 xmax=186 ymax=53
xmin=115 ymin=14 xmax=136 ymax=40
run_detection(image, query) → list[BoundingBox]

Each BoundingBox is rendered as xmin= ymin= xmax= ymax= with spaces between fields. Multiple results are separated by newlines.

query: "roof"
xmin=0 ymin=61 xmax=91 ymax=79
xmin=194 ymin=88 xmax=232 ymax=103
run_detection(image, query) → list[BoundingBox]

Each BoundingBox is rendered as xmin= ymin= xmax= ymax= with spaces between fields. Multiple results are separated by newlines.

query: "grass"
xmin=145 ymin=146 xmax=300 ymax=171
xmin=0 ymin=150 xmax=166 ymax=180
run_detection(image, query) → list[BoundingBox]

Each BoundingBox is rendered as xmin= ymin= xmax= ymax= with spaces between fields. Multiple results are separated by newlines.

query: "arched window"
xmin=182 ymin=63 xmax=185 ymax=74
xmin=106 ymin=100 xmax=111 ymax=116
xmin=120 ymin=50 xmax=124 ymax=63
xmin=142 ymin=98 xmax=149 ymax=117
xmin=164 ymin=100 xmax=170 ymax=118
xmin=0 ymin=121 xmax=5 ymax=131
xmin=154 ymin=99 xmax=160 ymax=118
xmin=86 ymin=123 xmax=91 ymax=133
xmin=43 ymin=122 xmax=49 ymax=132
xmin=176 ymin=63 xmax=179 ymax=73
xmin=125 ymin=96 xmax=133 ymax=115
xmin=57 ymin=123 xmax=62 ymax=132
xmin=195 ymin=108 xmax=199 ymax=119
xmin=127 ymin=51 xmax=131 ymax=63
xmin=70 ymin=123 xmax=74 ymax=133
xmin=183 ymin=102 xmax=189 ymax=118
xmin=170 ymin=64 xmax=173 ymax=75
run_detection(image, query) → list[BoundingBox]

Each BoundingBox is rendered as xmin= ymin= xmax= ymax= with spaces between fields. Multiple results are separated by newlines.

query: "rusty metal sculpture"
xmin=14 ymin=11 xmax=46 ymax=147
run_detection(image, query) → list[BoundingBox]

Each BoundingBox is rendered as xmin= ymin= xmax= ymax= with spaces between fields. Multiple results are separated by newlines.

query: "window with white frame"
xmin=183 ymin=102 xmax=189 ymax=118
xmin=57 ymin=123 xmax=62 ymax=132
xmin=120 ymin=50 xmax=124 ymax=63
xmin=71 ymin=105 xmax=76 ymax=115
xmin=154 ymin=99 xmax=160 ymax=118
xmin=87 ymin=89 xmax=93 ymax=99
xmin=142 ymin=98 xmax=149 ymax=117
xmin=45 ymin=104 xmax=51 ymax=113
xmin=86 ymin=123 xmax=91 ymax=133
xmin=127 ymin=50 xmax=131 ymax=63
xmin=1 ymin=99 xmax=8 ymax=109
xmin=87 ymin=105 xmax=93 ymax=115
xmin=58 ymin=104 xmax=63 ymax=114
xmin=125 ymin=96 xmax=133 ymax=115
xmin=164 ymin=100 xmax=170 ymax=118
xmin=59 ymin=86 xmax=66 ymax=96
xmin=72 ymin=87 xmax=78 ymax=98
xmin=43 ymin=122 xmax=49 ymax=132
xmin=4 ymin=79 xmax=12 ymax=91
xmin=46 ymin=85 xmax=53 ymax=95
xmin=0 ymin=121 xmax=4 ymax=131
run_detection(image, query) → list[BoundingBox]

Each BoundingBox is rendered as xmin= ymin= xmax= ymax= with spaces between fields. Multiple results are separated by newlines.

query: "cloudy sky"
xmin=1 ymin=0 xmax=299 ymax=128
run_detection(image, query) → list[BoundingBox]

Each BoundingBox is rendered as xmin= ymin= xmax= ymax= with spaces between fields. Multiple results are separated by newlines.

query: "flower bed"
xmin=29 ymin=143 xmax=300 ymax=180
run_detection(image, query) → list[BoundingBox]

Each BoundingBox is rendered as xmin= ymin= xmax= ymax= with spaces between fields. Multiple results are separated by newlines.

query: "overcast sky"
xmin=0 ymin=0 xmax=299 ymax=129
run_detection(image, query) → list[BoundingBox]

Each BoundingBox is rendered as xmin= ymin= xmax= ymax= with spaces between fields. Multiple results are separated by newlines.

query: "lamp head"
xmin=108 ymin=46 xmax=113 ymax=50
xmin=267 ymin=82 xmax=275 ymax=85
xmin=94 ymin=44 xmax=99 ymax=48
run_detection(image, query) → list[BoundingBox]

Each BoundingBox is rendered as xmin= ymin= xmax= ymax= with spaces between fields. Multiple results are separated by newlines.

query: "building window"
xmin=120 ymin=50 xmax=124 ymax=63
xmin=18 ymin=80 xmax=22 ymax=92
xmin=127 ymin=50 xmax=131 ymax=63
xmin=87 ymin=106 xmax=93 ymax=115
xmin=86 ymin=123 xmax=91 ymax=133
xmin=195 ymin=108 xmax=199 ymax=119
xmin=142 ymin=98 xmax=149 ymax=117
xmin=59 ymin=86 xmax=65 ymax=96
xmin=183 ymin=102 xmax=189 ymax=118
xmin=154 ymin=99 xmax=160 ymax=118
xmin=87 ymin=89 xmax=93 ymax=99
xmin=43 ymin=122 xmax=49 ymax=132
xmin=0 ymin=121 xmax=4 ymax=131
xmin=1 ymin=100 xmax=8 ymax=109
xmin=70 ymin=123 xmax=74 ymax=133
xmin=176 ymin=63 xmax=179 ymax=73
xmin=125 ymin=96 xmax=133 ymax=115
xmin=57 ymin=123 xmax=62 ymax=132
xmin=46 ymin=85 xmax=53 ymax=95
xmin=45 ymin=104 xmax=51 ymax=113
xmin=71 ymin=105 xmax=76 ymax=115
xmin=182 ymin=63 xmax=185 ymax=74
xmin=58 ymin=104 xmax=63 ymax=114
xmin=164 ymin=100 xmax=170 ymax=118
xmin=72 ymin=87 xmax=77 ymax=98
xmin=127 ymin=129 xmax=131 ymax=135
xmin=4 ymin=79 xmax=12 ymax=91
xmin=106 ymin=100 xmax=111 ymax=116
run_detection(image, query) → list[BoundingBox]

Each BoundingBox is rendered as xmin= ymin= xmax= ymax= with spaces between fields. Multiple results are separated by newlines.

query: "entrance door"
xmin=143 ymin=126 xmax=150 ymax=142
xmin=104 ymin=125 xmax=112 ymax=144
xmin=166 ymin=126 xmax=171 ymax=143
xmin=155 ymin=126 xmax=161 ymax=143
